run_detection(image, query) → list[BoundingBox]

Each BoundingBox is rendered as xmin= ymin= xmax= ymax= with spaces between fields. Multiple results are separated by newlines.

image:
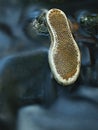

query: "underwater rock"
xmin=21 ymin=7 xmax=49 ymax=39
xmin=79 ymin=42 xmax=98 ymax=86
xmin=17 ymin=98 xmax=98 ymax=130
xmin=76 ymin=10 xmax=98 ymax=38
xmin=0 ymin=49 xmax=57 ymax=109
xmin=78 ymin=42 xmax=91 ymax=66
xmin=0 ymin=96 xmax=15 ymax=130
xmin=74 ymin=85 xmax=98 ymax=103
xmin=80 ymin=13 xmax=98 ymax=38
xmin=80 ymin=65 xmax=98 ymax=86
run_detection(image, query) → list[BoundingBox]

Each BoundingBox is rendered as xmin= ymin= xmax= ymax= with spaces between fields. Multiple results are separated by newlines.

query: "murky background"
xmin=0 ymin=0 xmax=98 ymax=130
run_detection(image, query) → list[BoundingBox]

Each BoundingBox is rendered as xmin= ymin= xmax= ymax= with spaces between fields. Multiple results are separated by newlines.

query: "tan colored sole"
xmin=46 ymin=8 xmax=81 ymax=86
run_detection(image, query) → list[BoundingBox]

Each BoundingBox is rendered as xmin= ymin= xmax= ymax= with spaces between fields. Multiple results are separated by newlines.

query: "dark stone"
xmin=73 ymin=85 xmax=98 ymax=103
xmin=78 ymin=42 xmax=91 ymax=66
xmin=17 ymin=98 xmax=98 ymax=130
xmin=0 ymin=49 xmax=57 ymax=108
xmin=21 ymin=7 xmax=49 ymax=39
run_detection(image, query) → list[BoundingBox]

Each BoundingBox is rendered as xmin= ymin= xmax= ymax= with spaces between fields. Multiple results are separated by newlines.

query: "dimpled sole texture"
xmin=46 ymin=9 xmax=81 ymax=86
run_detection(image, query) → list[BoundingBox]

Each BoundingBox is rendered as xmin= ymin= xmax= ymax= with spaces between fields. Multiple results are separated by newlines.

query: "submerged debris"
xmin=77 ymin=11 xmax=98 ymax=39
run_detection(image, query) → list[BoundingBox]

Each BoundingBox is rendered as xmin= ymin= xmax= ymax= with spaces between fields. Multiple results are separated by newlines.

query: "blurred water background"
xmin=0 ymin=0 xmax=98 ymax=130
